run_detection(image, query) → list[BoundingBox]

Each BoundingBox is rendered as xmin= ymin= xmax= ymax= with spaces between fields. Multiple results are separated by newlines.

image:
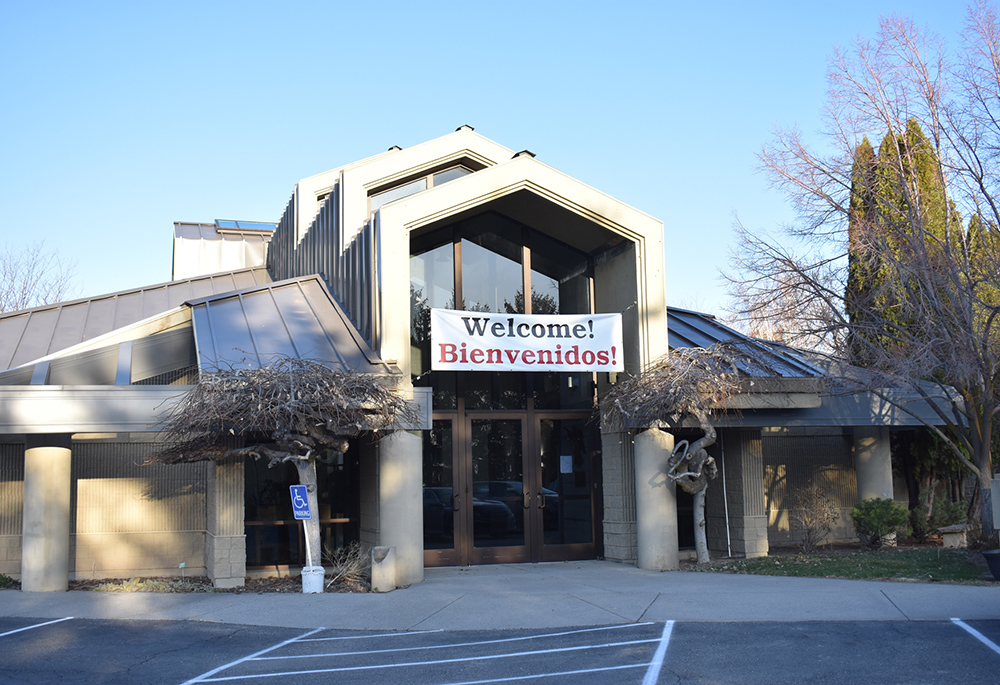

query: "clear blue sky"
xmin=0 ymin=1 xmax=968 ymax=316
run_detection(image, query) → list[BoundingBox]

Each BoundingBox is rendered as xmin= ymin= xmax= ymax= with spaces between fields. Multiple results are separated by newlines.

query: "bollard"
xmin=371 ymin=546 xmax=397 ymax=592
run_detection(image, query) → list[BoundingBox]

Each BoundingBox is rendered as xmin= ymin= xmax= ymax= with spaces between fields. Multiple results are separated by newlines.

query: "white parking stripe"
xmin=180 ymin=627 xmax=326 ymax=685
xmin=0 ymin=617 xmax=73 ymax=638
xmin=952 ymin=618 xmax=1000 ymax=656
xmin=297 ymin=629 xmax=443 ymax=642
xmin=641 ymin=620 xmax=674 ymax=685
xmin=437 ymin=663 xmax=647 ymax=684
xmin=254 ymin=622 xmax=657 ymax=661
xmin=196 ymin=637 xmax=661 ymax=682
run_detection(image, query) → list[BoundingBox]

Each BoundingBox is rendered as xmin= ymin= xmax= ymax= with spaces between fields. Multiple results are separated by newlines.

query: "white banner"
xmin=430 ymin=309 xmax=624 ymax=372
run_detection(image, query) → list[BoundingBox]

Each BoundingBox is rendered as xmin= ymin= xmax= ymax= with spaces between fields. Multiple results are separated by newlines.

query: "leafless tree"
xmin=602 ymin=342 xmax=778 ymax=562
xmin=149 ymin=356 xmax=418 ymax=582
xmin=727 ymin=3 xmax=1000 ymax=537
xmin=0 ymin=242 xmax=75 ymax=312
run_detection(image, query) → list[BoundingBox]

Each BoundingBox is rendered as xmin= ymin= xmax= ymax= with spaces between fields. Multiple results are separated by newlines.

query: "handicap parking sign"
xmin=290 ymin=485 xmax=312 ymax=520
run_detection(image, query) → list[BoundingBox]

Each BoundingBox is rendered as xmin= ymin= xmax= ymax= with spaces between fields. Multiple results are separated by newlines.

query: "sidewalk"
xmin=2 ymin=561 xmax=998 ymax=631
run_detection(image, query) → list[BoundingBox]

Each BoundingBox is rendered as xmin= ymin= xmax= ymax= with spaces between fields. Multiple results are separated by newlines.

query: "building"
xmin=0 ymin=127 xmax=937 ymax=591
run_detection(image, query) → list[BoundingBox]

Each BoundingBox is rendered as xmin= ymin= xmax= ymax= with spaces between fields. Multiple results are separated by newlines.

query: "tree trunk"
xmin=294 ymin=458 xmax=323 ymax=569
xmin=693 ymin=486 xmax=710 ymax=564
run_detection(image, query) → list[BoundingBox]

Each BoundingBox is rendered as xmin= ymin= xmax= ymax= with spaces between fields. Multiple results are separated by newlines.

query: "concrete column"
xmin=21 ymin=435 xmax=72 ymax=592
xmin=206 ymin=457 xmax=246 ymax=589
xmin=634 ymin=428 xmax=678 ymax=570
xmin=854 ymin=427 xmax=893 ymax=501
xmin=378 ymin=431 xmax=423 ymax=586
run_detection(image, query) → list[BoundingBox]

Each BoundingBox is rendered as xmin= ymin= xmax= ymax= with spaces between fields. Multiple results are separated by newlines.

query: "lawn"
xmin=688 ymin=546 xmax=996 ymax=584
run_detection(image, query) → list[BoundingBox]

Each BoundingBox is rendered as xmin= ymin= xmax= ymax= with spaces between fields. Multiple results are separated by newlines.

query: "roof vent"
xmin=513 ymin=149 xmax=536 ymax=159
xmin=387 ymin=145 xmax=402 ymax=151
xmin=456 ymin=124 xmax=475 ymax=131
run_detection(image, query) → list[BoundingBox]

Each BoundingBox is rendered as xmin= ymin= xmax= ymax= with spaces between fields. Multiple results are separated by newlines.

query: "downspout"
xmin=721 ymin=430 xmax=732 ymax=558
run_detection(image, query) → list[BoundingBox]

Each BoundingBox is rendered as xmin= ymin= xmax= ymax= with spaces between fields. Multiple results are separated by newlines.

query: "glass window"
xmin=371 ymin=177 xmax=428 ymax=213
xmin=432 ymin=166 xmax=473 ymax=186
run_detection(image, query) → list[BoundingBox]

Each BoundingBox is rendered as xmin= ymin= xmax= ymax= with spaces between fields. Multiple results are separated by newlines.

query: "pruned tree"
xmin=727 ymin=4 xmax=1000 ymax=539
xmin=0 ymin=241 xmax=75 ymax=313
xmin=601 ymin=342 xmax=779 ymax=563
xmin=149 ymin=356 xmax=418 ymax=587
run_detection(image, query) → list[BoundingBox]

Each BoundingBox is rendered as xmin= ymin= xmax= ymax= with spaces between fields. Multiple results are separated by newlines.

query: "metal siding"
xmin=71 ymin=441 xmax=207 ymax=534
xmin=0 ymin=443 xmax=23 ymax=536
xmin=112 ymin=292 xmax=145 ymax=329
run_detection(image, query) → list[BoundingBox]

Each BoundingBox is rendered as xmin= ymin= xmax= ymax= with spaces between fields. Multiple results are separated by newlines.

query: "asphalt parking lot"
xmin=3 ymin=616 xmax=1000 ymax=684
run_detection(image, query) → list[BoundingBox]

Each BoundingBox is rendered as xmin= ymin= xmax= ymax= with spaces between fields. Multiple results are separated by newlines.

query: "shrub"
xmin=788 ymin=482 xmax=840 ymax=553
xmin=323 ymin=542 xmax=371 ymax=589
xmin=851 ymin=498 xmax=911 ymax=550
xmin=0 ymin=573 xmax=19 ymax=590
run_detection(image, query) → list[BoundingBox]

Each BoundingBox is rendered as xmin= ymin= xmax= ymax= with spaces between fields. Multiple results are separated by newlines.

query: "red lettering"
xmin=597 ymin=350 xmax=610 ymax=365
xmin=470 ymin=348 xmax=485 ymax=364
xmin=565 ymin=345 xmax=580 ymax=365
xmin=439 ymin=343 xmax=458 ymax=363
xmin=459 ymin=342 xmax=468 ymax=364
xmin=486 ymin=349 xmax=503 ymax=363
xmin=505 ymin=349 xmax=520 ymax=364
xmin=522 ymin=350 xmax=536 ymax=364
xmin=537 ymin=349 xmax=554 ymax=364
xmin=581 ymin=350 xmax=596 ymax=366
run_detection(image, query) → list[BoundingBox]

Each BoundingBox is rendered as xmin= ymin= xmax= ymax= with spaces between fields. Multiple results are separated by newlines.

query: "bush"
xmin=910 ymin=492 xmax=967 ymax=541
xmin=322 ymin=542 xmax=371 ymax=589
xmin=0 ymin=573 xmax=19 ymax=590
xmin=851 ymin=498 xmax=911 ymax=550
xmin=789 ymin=482 xmax=840 ymax=553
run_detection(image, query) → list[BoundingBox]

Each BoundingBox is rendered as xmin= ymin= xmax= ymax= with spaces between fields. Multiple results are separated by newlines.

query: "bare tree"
xmin=601 ymin=342 xmax=778 ymax=562
xmin=0 ymin=242 xmax=75 ymax=312
xmin=727 ymin=4 xmax=1000 ymax=537
xmin=149 ymin=356 xmax=418 ymax=587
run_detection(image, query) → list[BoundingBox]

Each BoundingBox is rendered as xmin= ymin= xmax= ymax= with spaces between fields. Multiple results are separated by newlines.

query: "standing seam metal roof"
xmin=0 ymin=267 xmax=273 ymax=371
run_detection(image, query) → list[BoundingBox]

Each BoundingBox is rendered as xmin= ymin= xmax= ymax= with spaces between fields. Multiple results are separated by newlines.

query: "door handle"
xmin=523 ymin=491 xmax=531 ymax=509
xmin=453 ymin=493 xmax=460 ymax=510
xmin=537 ymin=492 xmax=546 ymax=509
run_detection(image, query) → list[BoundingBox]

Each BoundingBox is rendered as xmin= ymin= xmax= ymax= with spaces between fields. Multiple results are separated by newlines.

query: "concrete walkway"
xmin=2 ymin=561 xmax=998 ymax=631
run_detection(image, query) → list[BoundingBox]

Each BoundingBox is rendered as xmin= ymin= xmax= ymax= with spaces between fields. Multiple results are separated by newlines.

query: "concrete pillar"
xmin=634 ymin=428 xmax=678 ymax=570
xmin=378 ymin=431 xmax=423 ymax=586
xmin=854 ymin=427 xmax=893 ymax=501
xmin=21 ymin=435 xmax=72 ymax=592
xmin=206 ymin=457 xmax=246 ymax=589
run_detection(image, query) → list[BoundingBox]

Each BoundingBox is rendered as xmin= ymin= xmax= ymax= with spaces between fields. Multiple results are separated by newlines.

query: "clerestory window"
xmin=369 ymin=165 xmax=473 ymax=213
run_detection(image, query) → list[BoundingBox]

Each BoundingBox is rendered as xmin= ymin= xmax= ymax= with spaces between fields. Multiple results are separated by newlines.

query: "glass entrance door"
xmin=423 ymin=412 xmax=600 ymax=566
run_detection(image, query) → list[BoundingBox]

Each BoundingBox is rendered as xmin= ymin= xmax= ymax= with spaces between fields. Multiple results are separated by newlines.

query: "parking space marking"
xmin=952 ymin=618 xmax=1000 ymax=656
xmin=0 ymin=617 xmax=73 ymax=638
xmin=253 ymin=623 xmax=656 ymax=662
xmin=641 ymin=620 xmax=674 ymax=685
xmin=436 ymin=663 xmax=648 ymax=684
xmin=181 ymin=627 xmax=326 ymax=685
xmin=297 ymin=629 xmax=443 ymax=642
xmin=195 ymin=636 xmax=662 ymax=682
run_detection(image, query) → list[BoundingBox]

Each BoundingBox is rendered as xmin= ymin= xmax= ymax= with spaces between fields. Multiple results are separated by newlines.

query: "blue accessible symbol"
xmin=290 ymin=485 xmax=312 ymax=520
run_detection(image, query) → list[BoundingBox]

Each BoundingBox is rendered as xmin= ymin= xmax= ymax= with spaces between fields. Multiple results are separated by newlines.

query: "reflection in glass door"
xmin=470 ymin=418 xmax=529 ymax=563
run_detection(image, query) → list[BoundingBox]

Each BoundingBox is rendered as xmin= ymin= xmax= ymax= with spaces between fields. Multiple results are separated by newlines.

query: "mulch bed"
xmin=68 ymin=575 xmax=370 ymax=594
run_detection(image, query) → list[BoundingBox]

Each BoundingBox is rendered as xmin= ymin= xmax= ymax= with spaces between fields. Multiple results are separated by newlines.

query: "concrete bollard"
xmin=301 ymin=566 xmax=325 ymax=594
xmin=371 ymin=546 xmax=397 ymax=592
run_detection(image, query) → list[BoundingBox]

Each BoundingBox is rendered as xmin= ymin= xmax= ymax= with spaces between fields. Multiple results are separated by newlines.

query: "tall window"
xmin=410 ymin=213 xmax=594 ymax=410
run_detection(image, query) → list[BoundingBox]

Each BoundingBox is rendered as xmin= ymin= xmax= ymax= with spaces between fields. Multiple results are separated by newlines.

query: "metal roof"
xmin=0 ymin=267 xmax=273 ymax=371
xmin=189 ymin=275 xmax=396 ymax=374
xmin=667 ymin=307 xmax=824 ymax=378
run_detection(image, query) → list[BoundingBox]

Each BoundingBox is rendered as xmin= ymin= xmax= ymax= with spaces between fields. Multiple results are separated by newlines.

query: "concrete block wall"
xmin=71 ymin=531 xmax=206 ymax=579
xmin=0 ymin=535 xmax=20 ymax=577
xmin=601 ymin=431 xmax=638 ymax=563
